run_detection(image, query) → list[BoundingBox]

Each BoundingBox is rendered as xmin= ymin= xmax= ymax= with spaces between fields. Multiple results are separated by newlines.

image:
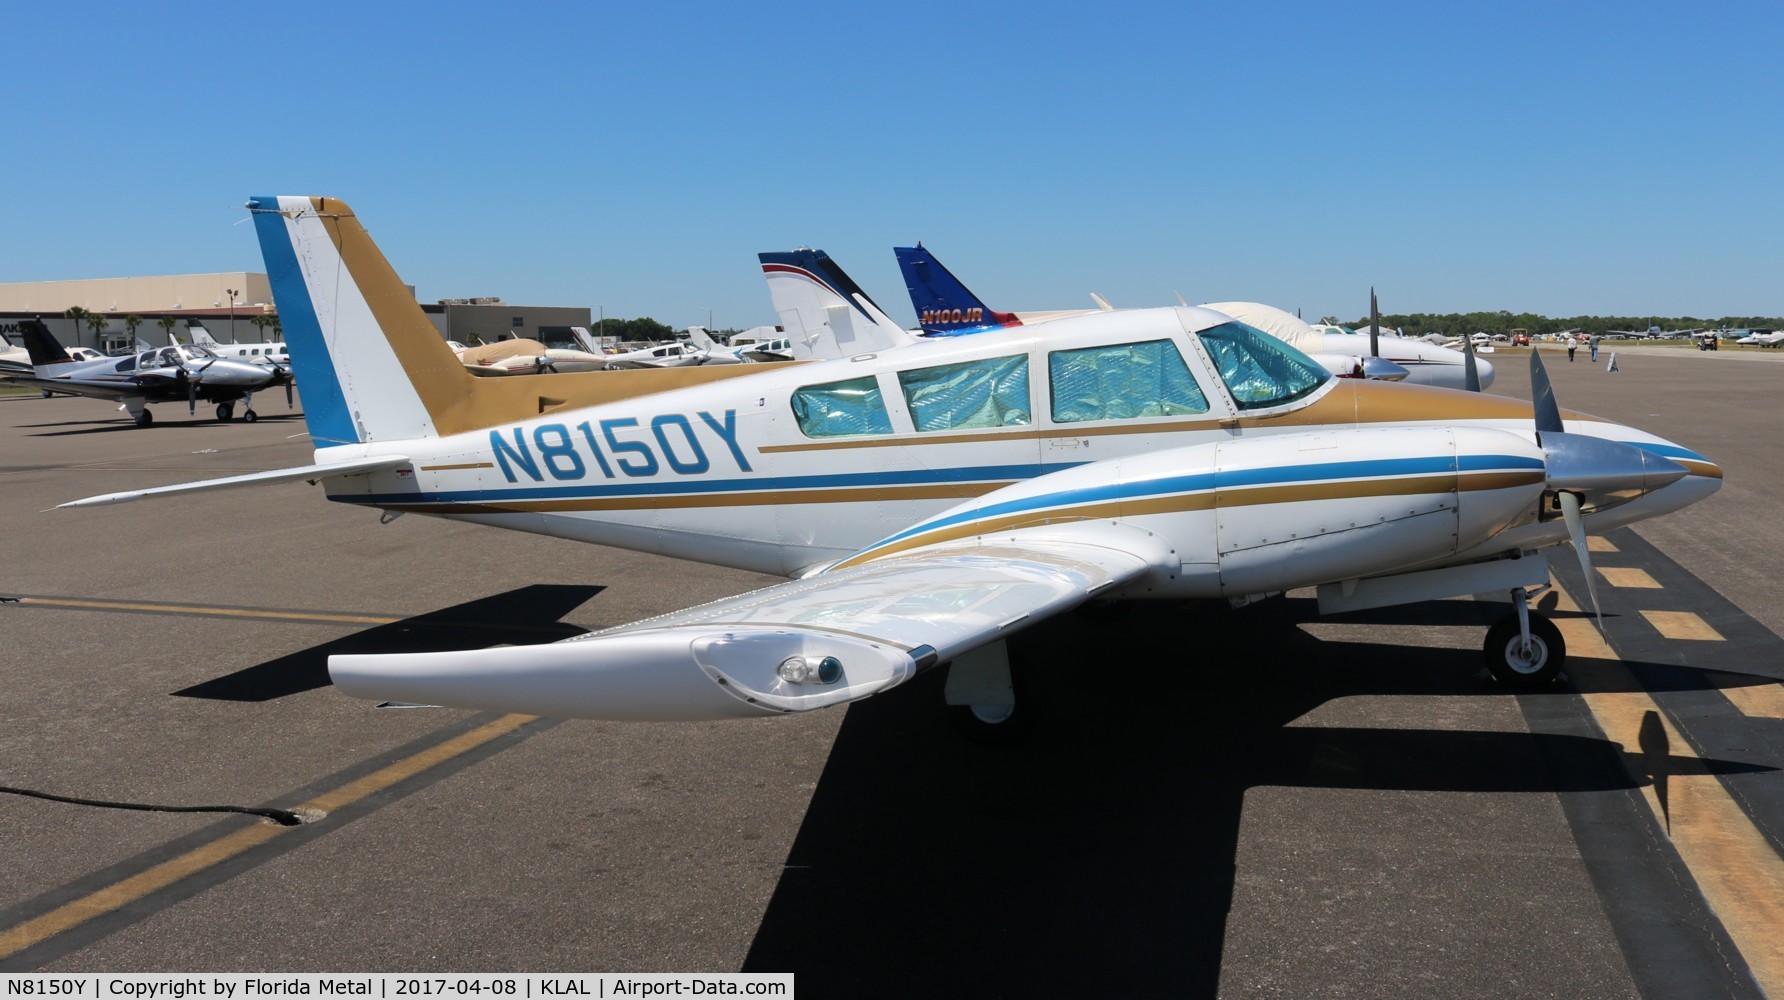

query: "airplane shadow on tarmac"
xmin=173 ymin=583 xmax=601 ymax=701
xmin=741 ymin=598 xmax=1770 ymax=997
xmin=20 ymin=412 xmax=307 ymax=437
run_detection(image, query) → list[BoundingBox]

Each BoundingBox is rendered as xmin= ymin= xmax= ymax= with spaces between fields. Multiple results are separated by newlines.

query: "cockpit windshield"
xmin=1196 ymin=322 xmax=1330 ymax=410
xmin=186 ymin=344 xmax=218 ymax=359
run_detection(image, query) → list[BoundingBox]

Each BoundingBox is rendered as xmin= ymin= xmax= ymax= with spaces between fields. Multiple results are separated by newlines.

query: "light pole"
xmin=226 ymin=288 xmax=240 ymax=343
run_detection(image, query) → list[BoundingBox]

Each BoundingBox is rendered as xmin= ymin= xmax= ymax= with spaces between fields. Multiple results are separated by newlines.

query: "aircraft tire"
xmin=134 ymin=409 xmax=153 ymax=427
xmin=1484 ymin=612 xmax=1565 ymax=689
xmin=216 ymin=403 xmax=234 ymax=422
xmin=243 ymin=409 xmax=258 ymax=423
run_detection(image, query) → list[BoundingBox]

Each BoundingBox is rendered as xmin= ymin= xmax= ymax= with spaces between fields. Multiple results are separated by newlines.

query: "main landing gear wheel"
xmin=1484 ymin=612 xmax=1566 ymax=689
xmin=243 ymin=409 xmax=258 ymax=423
xmin=133 ymin=409 xmax=153 ymax=427
xmin=216 ymin=402 xmax=235 ymax=422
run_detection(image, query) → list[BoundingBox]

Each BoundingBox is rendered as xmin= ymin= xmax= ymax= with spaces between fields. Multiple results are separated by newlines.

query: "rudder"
xmin=248 ymin=196 xmax=471 ymax=447
xmin=893 ymin=244 xmax=1020 ymax=336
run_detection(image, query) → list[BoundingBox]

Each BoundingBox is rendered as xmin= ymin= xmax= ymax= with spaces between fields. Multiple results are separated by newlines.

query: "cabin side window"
xmin=1048 ymin=339 xmax=1208 ymax=423
xmin=897 ymin=355 xmax=1031 ymax=432
xmin=1196 ymin=322 xmax=1329 ymax=410
xmin=791 ymin=375 xmax=893 ymax=438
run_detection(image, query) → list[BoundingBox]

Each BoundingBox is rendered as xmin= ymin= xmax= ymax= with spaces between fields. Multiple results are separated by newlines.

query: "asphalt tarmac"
xmin=1 ymin=346 xmax=1779 ymax=997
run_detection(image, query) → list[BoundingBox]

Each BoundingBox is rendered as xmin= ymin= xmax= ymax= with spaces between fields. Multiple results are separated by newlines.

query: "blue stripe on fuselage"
xmin=249 ymin=196 xmax=360 ymax=446
xmin=342 ymin=462 xmax=1075 ymax=506
xmin=850 ymin=453 xmax=1545 ymax=555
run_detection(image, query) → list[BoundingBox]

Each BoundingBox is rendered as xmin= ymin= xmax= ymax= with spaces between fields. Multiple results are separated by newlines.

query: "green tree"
xmin=250 ymin=314 xmax=274 ymax=342
xmin=62 ymin=306 xmax=90 ymax=349
xmin=156 ymin=316 xmax=178 ymax=343
xmin=124 ymin=314 xmax=144 ymax=348
xmin=87 ymin=313 xmax=111 ymax=350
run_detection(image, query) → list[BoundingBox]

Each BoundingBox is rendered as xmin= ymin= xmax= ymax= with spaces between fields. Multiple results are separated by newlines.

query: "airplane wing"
xmin=59 ymin=455 xmax=412 ymax=508
xmin=2 ymin=374 xmax=148 ymax=400
xmin=330 ymin=522 xmax=1172 ymax=721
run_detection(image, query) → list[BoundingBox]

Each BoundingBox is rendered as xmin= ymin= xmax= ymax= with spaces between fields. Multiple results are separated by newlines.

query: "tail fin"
xmin=892 ymin=244 xmax=1020 ymax=336
xmin=685 ymin=326 xmax=716 ymax=350
xmin=248 ymin=196 xmax=473 ymax=447
xmin=569 ymin=325 xmax=601 ymax=354
xmin=18 ymin=319 xmax=80 ymax=370
xmin=186 ymin=321 xmax=221 ymax=347
xmin=758 ymin=249 xmax=916 ymax=359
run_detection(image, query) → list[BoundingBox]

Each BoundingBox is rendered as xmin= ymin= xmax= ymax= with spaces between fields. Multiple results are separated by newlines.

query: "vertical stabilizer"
xmin=893 ymin=244 xmax=1021 ymax=336
xmin=17 ymin=319 xmax=83 ymax=375
xmin=248 ymin=196 xmax=473 ymax=447
xmin=757 ymin=249 xmax=916 ymax=359
xmin=186 ymin=321 xmax=221 ymax=347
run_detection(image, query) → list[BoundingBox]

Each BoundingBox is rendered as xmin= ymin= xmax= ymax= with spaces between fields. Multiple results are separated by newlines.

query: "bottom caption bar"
xmin=0 ymin=975 xmax=794 ymax=999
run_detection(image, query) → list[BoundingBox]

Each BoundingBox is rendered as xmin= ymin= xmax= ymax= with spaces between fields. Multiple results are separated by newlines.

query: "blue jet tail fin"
xmin=893 ymin=244 xmax=1021 ymax=337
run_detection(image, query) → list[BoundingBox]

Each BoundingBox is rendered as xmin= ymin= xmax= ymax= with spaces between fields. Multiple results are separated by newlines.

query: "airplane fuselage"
xmin=313 ymin=307 xmax=1719 ymax=598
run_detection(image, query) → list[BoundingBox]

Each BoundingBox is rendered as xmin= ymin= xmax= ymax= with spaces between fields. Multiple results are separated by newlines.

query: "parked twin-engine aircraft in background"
xmin=8 ymin=319 xmax=293 ymax=425
xmin=890 ymin=244 xmax=1490 ymax=390
xmin=454 ymin=338 xmax=610 ymax=376
xmin=183 ymin=320 xmax=290 ymax=365
xmin=63 ymin=198 xmax=1721 ymax=739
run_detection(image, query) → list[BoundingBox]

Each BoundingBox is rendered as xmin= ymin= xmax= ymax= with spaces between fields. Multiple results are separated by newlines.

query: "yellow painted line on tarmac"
xmin=11 ymin=595 xmax=399 ymax=627
xmin=1710 ymin=677 xmax=1784 ymax=721
xmin=1586 ymin=537 xmax=1619 ymax=553
xmin=1553 ymin=586 xmax=1784 ymax=996
xmin=0 ymin=713 xmax=536 ymax=961
xmin=1598 ymin=567 xmax=1662 ymax=589
xmin=1640 ymin=610 xmax=1726 ymax=641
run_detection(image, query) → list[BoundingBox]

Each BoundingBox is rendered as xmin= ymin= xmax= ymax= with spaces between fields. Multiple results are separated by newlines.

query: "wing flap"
xmin=330 ymin=524 xmax=1172 ymax=721
xmin=60 ymin=455 xmax=412 ymax=508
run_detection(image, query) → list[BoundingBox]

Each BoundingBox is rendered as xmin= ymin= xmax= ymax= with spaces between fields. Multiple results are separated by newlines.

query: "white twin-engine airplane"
xmin=64 ymin=197 xmax=1722 ymax=738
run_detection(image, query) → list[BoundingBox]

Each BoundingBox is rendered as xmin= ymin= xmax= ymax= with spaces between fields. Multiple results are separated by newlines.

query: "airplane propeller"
xmin=175 ymin=365 xmax=198 ymax=415
xmin=1526 ymin=348 xmax=1681 ymax=640
xmin=1369 ymin=288 xmax=1380 ymax=359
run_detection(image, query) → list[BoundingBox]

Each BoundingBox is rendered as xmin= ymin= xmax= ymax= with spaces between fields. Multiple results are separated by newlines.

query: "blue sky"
xmin=4 ymin=1 xmax=1780 ymax=327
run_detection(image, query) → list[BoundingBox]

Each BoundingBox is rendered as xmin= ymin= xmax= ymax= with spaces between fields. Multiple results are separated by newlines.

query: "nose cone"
xmin=1543 ymin=431 xmax=1690 ymax=512
xmin=1474 ymin=356 xmax=1496 ymax=389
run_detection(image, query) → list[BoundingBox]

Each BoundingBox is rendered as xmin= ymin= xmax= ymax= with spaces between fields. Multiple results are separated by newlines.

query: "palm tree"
xmin=124 ymin=314 xmax=144 ymax=349
xmin=63 ymin=306 xmax=90 ymax=349
xmin=250 ymin=314 xmax=273 ymax=342
xmin=156 ymin=316 xmax=178 ymax=344
xmin=87 ymin=313 xmax=111 ymax=352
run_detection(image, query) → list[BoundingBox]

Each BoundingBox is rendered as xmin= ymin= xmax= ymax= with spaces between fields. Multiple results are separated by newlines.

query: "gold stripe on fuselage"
xmin=823 ymin=468 xmax=1542 ymax=570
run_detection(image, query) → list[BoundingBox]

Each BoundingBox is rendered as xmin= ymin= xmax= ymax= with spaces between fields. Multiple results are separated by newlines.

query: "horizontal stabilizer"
xmin=60 ymin=455 xmax=411 ymax=508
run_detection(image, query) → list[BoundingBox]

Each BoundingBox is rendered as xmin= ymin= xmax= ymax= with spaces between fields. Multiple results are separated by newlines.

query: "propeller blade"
xmin=187 ymin=377 xmax=197 ymax=416
xmin=285 ymin=379 xmax=294 ymax=408
xmin=1557 ymin=490 xmax=1605 ymax=640
xmin=1369 ymin=288 xmax=1380 ymax=358
xmin=1463 ymin=337 xmax=1482 ymax=392
xmin=1529 ymin=347 xmax=1564 ymax=439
